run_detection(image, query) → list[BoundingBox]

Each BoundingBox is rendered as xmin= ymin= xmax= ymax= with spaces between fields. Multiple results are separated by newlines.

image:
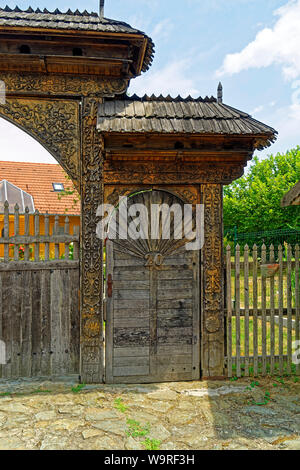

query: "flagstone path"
xmin=0 ymin=377 xmax=299 ymax=450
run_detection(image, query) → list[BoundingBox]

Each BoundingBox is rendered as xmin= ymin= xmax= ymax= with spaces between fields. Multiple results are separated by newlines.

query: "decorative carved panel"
xmin=1 ymin=72 xmax=128 ymax=97
xmin=80 ymin=97 xmax=104 ymax=384
xmin=201 ymin=183 xmax=224 ymax=377
xmin=104 ymin=161 xmax=244 ymax=185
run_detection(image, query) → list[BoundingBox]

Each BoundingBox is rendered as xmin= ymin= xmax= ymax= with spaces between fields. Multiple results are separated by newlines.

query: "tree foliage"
xmin=224 ymin=147 xmax=300 ymax=232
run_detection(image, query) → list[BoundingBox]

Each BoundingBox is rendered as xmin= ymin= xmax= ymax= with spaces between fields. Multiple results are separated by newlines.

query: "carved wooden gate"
xmin=105 ymin=190 xmax=200 ymax=383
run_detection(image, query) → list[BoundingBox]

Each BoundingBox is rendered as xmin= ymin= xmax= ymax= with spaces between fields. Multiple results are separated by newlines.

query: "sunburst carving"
xmin=108 ymin=190 xmax=196 ymax=266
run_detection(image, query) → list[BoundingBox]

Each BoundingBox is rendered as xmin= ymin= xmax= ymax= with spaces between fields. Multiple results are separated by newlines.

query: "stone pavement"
xmin=0 ymin=377 xmax=299 ymax=450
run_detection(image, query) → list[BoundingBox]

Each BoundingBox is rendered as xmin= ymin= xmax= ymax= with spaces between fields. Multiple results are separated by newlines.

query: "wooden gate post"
xmin=80 ymin=97 xmax=104 ymax=383
xmin=201 ymin=183 xmax=225 ymax=378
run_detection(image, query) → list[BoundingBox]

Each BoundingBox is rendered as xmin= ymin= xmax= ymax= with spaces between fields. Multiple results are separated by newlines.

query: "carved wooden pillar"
xmin=201 ymin=183 xmax=225 ymax=378
xmin=80 ymin=97 xmax=104 ymax=383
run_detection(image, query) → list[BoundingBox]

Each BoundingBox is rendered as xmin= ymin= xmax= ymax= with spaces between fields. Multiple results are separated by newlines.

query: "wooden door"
xmin=105 ymin=190 xmax=200 ymax=383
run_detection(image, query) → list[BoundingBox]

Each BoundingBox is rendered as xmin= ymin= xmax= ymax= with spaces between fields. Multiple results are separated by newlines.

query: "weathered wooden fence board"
xmin=0 ymin=266 xmax=80 ymax=379
xmin=226 ymin=243 xmax=300 ymax=378
xmin=0 ymin=205 xmax=80 ymax=380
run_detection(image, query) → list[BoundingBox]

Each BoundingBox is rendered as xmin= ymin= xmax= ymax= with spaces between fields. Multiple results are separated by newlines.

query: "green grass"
xmin=142 ymin=438 xmax=161 ymax=450
xmin=114 ymin=398 xmax=128 ymax=413
xmin=230 ymin=270 xmax=296 ymax=310
xmin=71 ymin=383 xmax=86 ymax=393
xmin=125 ymin=419 xmax=150 ymax=439
xmin=230 ymin=317 xmax=296 ymax=357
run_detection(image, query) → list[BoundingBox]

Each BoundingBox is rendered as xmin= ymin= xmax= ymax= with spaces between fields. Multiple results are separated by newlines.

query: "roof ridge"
xmin=125 ymin=94 xmax=217 ymax=103
xmin=1 ymin=5 xmax=99 ymax=17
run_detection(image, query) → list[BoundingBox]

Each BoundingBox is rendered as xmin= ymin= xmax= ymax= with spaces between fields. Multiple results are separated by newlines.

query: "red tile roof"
xmin=0 ymin=161 xmax=80 ymax=214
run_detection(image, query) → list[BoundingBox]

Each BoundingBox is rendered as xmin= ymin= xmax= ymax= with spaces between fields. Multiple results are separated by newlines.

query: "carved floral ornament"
xmin=103 ymin=161 xmax=245 ymax=185
xmin=1 ymin=72 xmax=129 ymax=97
xmin=0 ymin=97 xmax=81 ymax=186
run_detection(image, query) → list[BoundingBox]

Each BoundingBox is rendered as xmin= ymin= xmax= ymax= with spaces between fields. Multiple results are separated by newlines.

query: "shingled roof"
xmin=97 ymin=95 xmax=277 ymax=149
xmin=281 ymin=181 xmax=300 ymax=207
xmin=0 ymin=6 xmax=154 ymax=72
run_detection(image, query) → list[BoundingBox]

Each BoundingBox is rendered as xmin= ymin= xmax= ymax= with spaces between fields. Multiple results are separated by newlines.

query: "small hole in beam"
xmin=174 ymin=141 xmax=184 ymax=149
xmin=19 ymin=45 xmax=31 ymax=54
xmin=73 ymin=47 xmax=83 ymax=56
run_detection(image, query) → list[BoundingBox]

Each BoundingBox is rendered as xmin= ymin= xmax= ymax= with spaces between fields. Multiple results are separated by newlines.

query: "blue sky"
xmin=1 ymin=0 xmax=300 ymax=164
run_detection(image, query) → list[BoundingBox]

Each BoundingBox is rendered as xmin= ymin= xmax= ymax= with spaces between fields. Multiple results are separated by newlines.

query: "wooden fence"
xmin=0 ymin=203 xmax=80 ymax=379
xmin=225 ymin=243 xmax=300 ymax=378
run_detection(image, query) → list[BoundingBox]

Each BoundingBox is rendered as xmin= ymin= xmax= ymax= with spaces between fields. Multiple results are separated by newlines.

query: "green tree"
xmin=224 ymin=147 xmax=300 ymax=233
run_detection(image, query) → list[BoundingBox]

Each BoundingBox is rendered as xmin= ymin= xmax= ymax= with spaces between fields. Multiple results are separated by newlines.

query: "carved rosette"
xmin=80 ymin=97 xmax=104 ymax=384
xmin=201 ymin=184 xmax=225 ymax=377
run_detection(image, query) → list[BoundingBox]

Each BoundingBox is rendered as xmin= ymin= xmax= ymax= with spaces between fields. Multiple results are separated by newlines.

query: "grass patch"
xmin=142 ymin=438 xmax=161 ymax=450
xmin=231 ymin=317 xmax=296 ymax=356
xmin=125 ymin=419 xmax=150 ymax=439
xmin=71 ymin=383 xmax=86 ymax=393
xmin=114 ymin=398 xmax=128 ymax=413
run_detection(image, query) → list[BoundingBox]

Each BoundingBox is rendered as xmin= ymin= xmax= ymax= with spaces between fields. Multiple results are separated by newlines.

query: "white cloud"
xmin=251 ymin=105 xmax=264 ymax=115
xmin=151 ymin=19 xmax=173 ymax=41
xmin=216 ymin=0 xmax=300 ymax=81
xmin=129 ymin=59 xmax=200 ymax=97
xmin=256 ymin=79 xmax=300 ymax=157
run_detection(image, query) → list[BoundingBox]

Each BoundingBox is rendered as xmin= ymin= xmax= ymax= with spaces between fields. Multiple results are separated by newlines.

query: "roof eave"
xmin=0 ymin=25 xmax=155 ymax=75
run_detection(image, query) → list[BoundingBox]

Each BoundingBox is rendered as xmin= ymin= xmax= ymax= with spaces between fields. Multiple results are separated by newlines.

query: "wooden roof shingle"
xmin=97 ymin=95 xmax=277 ymax=149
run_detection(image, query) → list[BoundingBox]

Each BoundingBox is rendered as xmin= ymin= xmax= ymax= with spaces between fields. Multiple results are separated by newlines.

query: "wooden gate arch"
xmin=105 ymin=189 xmax=200 ymax=383
xmin=0 ymin=8 xmax=276 ymax=383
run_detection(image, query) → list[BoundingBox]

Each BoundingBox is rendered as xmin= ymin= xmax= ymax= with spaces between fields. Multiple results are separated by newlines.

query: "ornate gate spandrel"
xmin=0 ymin=97 xmax=81 ymax=188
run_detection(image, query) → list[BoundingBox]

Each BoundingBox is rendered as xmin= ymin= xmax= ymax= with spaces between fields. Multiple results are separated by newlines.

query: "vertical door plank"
xmin=105 ymin=241 xmax=114 ymax=383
